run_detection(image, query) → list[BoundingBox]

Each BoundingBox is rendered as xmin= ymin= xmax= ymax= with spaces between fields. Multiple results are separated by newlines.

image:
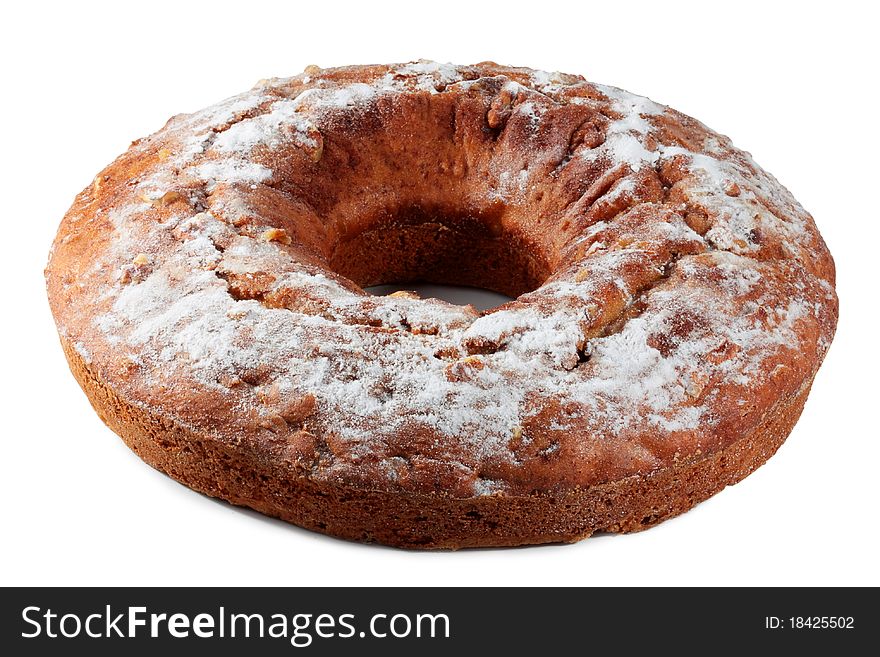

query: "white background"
xmin=2 ymin=0 xmax=877 ymax=586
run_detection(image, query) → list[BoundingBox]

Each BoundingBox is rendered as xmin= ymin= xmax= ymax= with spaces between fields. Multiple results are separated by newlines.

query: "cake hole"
xmin=365 ymin=283 xmax=512 ymax=311
xmin=328 ymin=204 xmax=552 ymax=300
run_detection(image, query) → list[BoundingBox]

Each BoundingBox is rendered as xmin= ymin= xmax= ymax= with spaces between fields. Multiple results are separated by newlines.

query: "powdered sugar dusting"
xmin=192 ymin=160 xmax=273 ymax=190
xmin=61 ymin=61 xmax=834 ymax=496
xmin=212 ymin=97 xmax=319 ymax=152
xmin=392 ymin=61 xmax=465 ymax=92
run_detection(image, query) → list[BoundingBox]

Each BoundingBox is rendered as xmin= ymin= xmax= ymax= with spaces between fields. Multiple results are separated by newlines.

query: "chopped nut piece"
xmin=584 ymin=302 xmax=601 ymax=319
xmin=487 ymin=87 xmax=516 ymax=129
xmin=261 ymin=228 xmax=292 ymax=244
xmin=141 ymin=190 xmax=184 ymax=206
xmin=444 ymin=355 xmax=486 ymax=381
xmin=157 ymin=190 xmax=184 ymax=206
xmin=723 ymin=180 xmax=741 ymax=197
xmin=585 ymin=241 xmax=605 ymax=256
xmin=120 ymin=253 xmax=152 ymax=285
xmin=308 ymin=139 xmax=323 ymax=163
xmin=389 ymin=290 xmax=420 ymax=299
xmin=685 ymin=372 xmax=710 ymax=400
xmin=92 ymin=174 xmax=109 ymax=194
xmin=508 ymin=426 xmax=525 ymax=452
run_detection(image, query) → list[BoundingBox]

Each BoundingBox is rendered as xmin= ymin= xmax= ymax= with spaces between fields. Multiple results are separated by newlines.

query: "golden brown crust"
xmin=61 ymin=336 xmax=814 ymax=548
xmin=46 ymin=62 xmax=837 ymax=547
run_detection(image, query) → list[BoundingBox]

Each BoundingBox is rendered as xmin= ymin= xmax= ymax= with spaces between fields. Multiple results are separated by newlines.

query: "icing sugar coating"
xmin=48 ymin=61 xmax=837 ymax=498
